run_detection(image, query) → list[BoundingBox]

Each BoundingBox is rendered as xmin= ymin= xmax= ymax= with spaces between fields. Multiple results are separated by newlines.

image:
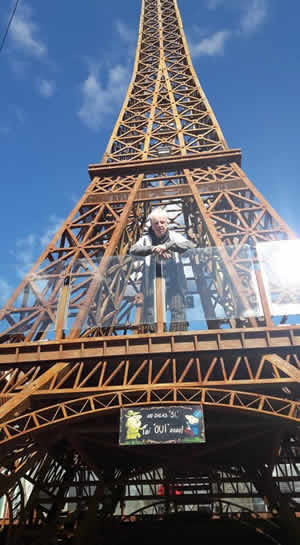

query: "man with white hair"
xmin=130 ymin=209 xmax=194 ymax=258
xmin=130 ymin=209 xmax=195 ymax=330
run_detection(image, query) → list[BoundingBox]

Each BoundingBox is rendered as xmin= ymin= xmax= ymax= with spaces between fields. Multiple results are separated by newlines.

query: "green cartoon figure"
xmin=125 ymin=410 xmax=145 ymax=441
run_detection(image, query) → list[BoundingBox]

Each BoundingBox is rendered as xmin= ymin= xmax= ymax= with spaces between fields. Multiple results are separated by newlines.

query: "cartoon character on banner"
xmin=184 ymin=407 xmax=203 ymax=439
xmin=125 ymin=410 xmax=146 ymax=442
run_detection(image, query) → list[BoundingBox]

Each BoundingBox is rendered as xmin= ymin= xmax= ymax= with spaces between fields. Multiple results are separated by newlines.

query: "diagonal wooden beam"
xmin=0 ymin=450 xmax=40 ymax=498
xmin=69 ymin=174 xmax=145 ymax=337
xmin=262 ymin=354 xmax=300 ymax=381
xmin=0 ymin=362 xmax=70 ymax=424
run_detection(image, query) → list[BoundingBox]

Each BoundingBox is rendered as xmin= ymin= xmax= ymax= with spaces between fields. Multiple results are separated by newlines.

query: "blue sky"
xmin=0 ymin=0 xmax=300 ymax=304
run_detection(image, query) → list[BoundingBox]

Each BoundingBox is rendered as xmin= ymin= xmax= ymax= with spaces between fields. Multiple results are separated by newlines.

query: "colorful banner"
xmin=119 ymin=405 xmax=205 ymax=445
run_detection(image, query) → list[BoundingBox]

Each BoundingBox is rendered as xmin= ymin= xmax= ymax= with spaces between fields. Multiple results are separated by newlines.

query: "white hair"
xmin=147 ymin=208 xmax=169 ymax=224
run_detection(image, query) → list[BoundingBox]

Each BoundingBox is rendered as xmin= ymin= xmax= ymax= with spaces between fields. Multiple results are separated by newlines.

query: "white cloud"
xmin=15 ymin=233 xmax=36 ymax=278
xmin=14 ymin=106 xmax=26 ymax=124
xmin=78 ymin=64 xmax=130 ymax=130
xmin=77 ymin=17 xmax=135 ymax=130
xmin=0 ymin=279 xmax=13 ymax=306
xmin=14 ymin=215 xmax=63 ymax=278
xmin=191 ymin=0 xmax=268 ymax=55
xmin=69 ymin=193 xmax=81 ymax=205
xmin=37 ymin=79 xmax=56 ymax=98
xmin=39 ymin=215 xmax=63 ymax=247
xmin=10 ymin=3 xmax=47 ymax=58
xmin=115 ymin=20 xmax=136 ymax=43
xmin=190 ymin=30 xmax=231 ymax=57
xmin=9 ymin=58 xmax=30 ymax=77
xmin=1 ymin=218 xmax=64 ymax=308
xmin=0 ymin=125 xmax=11 ymax=135
xmin=240 ymin=0 xmax=268 ymax=34
xmin=206 ymin=0 xmax=224 ymax=9
xmin=0 ymin=107 xmax=25 ymax=136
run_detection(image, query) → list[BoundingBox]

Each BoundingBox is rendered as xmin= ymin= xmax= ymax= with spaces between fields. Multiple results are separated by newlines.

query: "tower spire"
xmin=103 ymin=0 xmax=227 ymax=163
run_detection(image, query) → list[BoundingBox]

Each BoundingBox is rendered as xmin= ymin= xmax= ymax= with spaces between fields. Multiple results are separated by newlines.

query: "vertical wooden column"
xmin=156 ymin=275 xmax=166 ymax=334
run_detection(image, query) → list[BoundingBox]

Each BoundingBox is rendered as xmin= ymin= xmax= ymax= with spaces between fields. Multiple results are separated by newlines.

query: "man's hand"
xmin=152 ymin=246 xmax=171 ymax=259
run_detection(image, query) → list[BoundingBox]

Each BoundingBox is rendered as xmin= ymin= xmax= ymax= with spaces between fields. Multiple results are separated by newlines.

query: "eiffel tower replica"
xmin=0 ymin=0 xmax=300 ymax=543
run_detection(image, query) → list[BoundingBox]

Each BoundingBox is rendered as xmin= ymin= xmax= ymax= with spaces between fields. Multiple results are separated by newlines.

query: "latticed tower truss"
xmin=0 ymin=1 xmax=299 ymax=543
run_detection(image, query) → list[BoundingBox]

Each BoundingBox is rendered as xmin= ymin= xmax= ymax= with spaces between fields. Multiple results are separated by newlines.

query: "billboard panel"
xmin=119 ymin=405 xmax=205 ymax=445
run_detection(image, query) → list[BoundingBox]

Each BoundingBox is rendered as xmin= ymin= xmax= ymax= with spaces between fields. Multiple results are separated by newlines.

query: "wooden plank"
xmin=0 ymin=362 xmax=69 ymax=424
xmin=263 ymin=354 xmax=300 ymax=381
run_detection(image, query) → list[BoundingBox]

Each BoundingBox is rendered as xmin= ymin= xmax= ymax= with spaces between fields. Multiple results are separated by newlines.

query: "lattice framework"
xmin=0 ymin=0 xmax=299 ymax=543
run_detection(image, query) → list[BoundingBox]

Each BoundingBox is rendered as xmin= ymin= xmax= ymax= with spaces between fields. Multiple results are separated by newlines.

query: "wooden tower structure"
xmin=0 ymin=0 xmax=299 ymax=543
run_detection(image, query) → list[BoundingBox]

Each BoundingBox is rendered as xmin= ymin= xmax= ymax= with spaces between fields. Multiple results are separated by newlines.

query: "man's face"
xmin=151 ymin=216 xmax=168 ymax=238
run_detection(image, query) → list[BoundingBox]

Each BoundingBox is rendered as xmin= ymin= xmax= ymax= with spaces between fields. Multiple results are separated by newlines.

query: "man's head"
xmin=149 ymin=209 xmax=169 ymax=238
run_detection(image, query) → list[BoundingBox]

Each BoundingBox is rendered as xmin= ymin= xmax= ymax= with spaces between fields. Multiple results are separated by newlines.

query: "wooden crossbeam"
xmin=0 ymin=362 xmax=69 ymax=424
xmin=262 ymin=354 xmax=300 ymax=381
